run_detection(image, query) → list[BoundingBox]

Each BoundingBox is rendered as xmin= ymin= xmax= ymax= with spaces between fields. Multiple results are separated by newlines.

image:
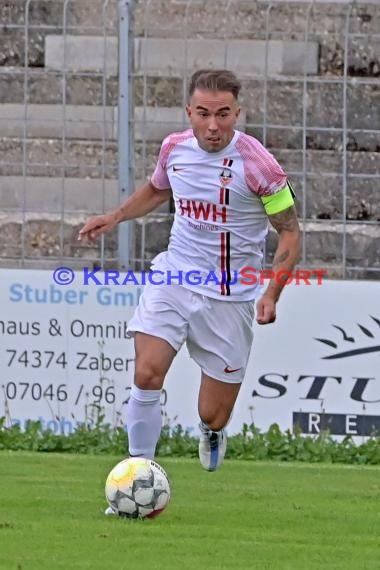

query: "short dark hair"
xmin=188 ymin=69 xmax=242 ymax=100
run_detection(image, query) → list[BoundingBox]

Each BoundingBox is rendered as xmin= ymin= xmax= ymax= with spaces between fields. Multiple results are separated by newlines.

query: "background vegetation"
xmin=1 ymin=418 xmax=380 ymax=465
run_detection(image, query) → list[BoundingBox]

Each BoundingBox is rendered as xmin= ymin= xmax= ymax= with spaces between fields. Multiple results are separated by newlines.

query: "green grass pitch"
xmin=0 ymin=452 xmax=379 ymax=570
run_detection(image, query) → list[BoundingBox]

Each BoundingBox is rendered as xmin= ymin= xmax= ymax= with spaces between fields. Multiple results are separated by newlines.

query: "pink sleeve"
xmin=236 ymin=133 xmax=287 ymax=197
xmin=150 ymin=137 xmax=172 ymax=190
xmin=150 ymin=130 xmax=193 ymax=190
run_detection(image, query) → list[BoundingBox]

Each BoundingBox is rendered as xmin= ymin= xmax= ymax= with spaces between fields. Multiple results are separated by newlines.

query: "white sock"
xmin=199 ymin=420 xmax=225 ymax=434
xmin=199 ymin=421 xmax=213 ymax=433
xmin=125 ymin=385 xmax=162 ymax=459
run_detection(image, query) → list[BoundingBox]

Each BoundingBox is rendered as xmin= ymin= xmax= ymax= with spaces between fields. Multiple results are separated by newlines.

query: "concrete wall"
xmin=0 ymin=0 xmax=378 ymax=275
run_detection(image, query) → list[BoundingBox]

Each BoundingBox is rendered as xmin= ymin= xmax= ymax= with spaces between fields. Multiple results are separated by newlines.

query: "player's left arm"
xmin=256 ymin=186 xmax=301 ymax=325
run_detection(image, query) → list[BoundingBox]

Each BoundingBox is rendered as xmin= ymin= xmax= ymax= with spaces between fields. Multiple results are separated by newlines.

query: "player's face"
xmin=186 ymin=89 xmax=240 ymax=153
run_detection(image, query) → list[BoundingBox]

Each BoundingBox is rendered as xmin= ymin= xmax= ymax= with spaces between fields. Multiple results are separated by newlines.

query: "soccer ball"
xmin=105 ymin=457 xmax=171 ymax=519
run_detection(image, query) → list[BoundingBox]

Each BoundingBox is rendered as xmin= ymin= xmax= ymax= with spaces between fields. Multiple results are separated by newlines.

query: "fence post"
xmin=118 ymin=0 xmax=135 ymax=270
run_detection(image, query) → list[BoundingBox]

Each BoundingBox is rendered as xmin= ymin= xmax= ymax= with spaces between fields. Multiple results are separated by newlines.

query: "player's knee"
xmin=200 ymin=412 xmax=227 ymax=432
xmin=134 ymin=362 xmax=165 ymax=390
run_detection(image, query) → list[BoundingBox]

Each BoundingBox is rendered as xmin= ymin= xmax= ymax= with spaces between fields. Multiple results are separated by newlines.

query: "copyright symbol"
xmin=53 ymin=267 xmax=75 ymax=285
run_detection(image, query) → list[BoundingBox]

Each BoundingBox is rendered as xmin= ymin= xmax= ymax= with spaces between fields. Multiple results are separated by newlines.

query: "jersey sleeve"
xmin=236 ymin=134 xmax=288 ymax=197
xmin=150 ymin=136 xmax=172 ymax=190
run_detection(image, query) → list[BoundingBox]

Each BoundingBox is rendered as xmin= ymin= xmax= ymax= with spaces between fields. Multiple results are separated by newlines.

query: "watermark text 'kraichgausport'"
xmin=52 ymin=267 xmax=327 ymax=287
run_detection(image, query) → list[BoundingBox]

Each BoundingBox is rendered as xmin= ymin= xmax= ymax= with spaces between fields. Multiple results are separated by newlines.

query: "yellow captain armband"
xmin=261 ymin=183 xmax=296 ymax=215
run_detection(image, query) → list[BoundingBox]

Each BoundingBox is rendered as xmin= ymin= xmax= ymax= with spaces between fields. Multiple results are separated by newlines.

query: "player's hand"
xmin=78 ymin=213 xmax=118 ymax=242
xmin=255 ymin=294 xmax=276 ymax=325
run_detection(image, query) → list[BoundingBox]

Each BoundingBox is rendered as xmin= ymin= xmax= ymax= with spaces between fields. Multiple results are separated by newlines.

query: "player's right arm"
xmin=79 ymin=133 xmax=174 ymax=242
xmin=78 ymin=181 xmax=171 ymax=242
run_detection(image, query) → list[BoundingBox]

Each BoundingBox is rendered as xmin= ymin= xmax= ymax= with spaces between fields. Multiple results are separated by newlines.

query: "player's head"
xmin=186 ymin=69 xmax=241 ymax=153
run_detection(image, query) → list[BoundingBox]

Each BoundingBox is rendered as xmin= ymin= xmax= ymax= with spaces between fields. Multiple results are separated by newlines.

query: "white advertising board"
xmin=0 ymin=269 xmax=379 ymax=438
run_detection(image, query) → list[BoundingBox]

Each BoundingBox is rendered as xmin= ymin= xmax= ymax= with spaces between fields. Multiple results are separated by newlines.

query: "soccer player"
xmin=79 ymin=69 xmax=301 ymax=475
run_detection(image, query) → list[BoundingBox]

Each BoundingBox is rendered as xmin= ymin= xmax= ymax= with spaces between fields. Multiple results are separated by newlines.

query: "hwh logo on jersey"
xmin=178 ymin=199 xmax=227 ymax=223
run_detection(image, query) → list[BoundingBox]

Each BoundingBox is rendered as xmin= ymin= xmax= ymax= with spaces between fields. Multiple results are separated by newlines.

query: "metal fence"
xmin=0 ymin=0 xmax=379 ymax=278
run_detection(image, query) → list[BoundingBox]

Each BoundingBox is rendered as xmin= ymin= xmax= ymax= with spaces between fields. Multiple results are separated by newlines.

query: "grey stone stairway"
xmin=0 ymin=0 xmax=378 ymax=275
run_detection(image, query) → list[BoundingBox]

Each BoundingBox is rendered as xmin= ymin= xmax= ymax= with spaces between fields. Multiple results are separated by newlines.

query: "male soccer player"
xmin=79 ymin=69 xmax=301 ymax=476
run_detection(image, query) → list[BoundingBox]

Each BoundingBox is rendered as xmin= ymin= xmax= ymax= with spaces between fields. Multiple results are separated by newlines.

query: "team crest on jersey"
xmin=219 ymin=167 xmax=233 ymax=187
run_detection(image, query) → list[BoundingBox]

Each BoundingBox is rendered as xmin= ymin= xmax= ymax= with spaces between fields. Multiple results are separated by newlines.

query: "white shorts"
xmin=127 ymin=282 xmax=255 ymax=383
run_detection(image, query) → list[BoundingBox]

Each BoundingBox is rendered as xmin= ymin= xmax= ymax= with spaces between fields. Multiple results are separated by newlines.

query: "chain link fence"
xmin=0 ymin=0 xmax=379 ymax=278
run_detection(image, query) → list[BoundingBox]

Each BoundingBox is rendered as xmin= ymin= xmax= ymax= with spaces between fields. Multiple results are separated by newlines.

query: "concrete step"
xmin=3 ymin=0 xmax=378 ymax=34
xmin=0 ymin=175 xmax=173 ymax=215
xmin=45 ymin=36 xmax=319 ymax=76
xmin=0 ymin=104 xmax=246 ymax=142
xmin=133 ymin=217 xmax=380 ymax=272
xmin=0 ymin=104 xmax=116 ymax=140
xmin=0 ymin=141 xmax=379 ymax=219
xmin=0 ymin=176 xmax=119 ymax=214
xmin=0 ymin=212 xmax=118 ymax=264
xmin=243 ymin=80 xmax=380 ymax=135
xmin=1 ymin=1 xmax=378 ymax=80
xmin=0 ymin=137 xmax=119 ymax=179
xmin=1 ymin=136 xmax=378 ymax=176
xmin=132 ymin=1 xmax=380 ymax=42
xmin=45 ymin=36 xmax=118 ymax=75
xmin=0 ymin=67 xmax=119 ymax=106
xmin=0 ymin=73 xmax=377 ymax=147
xmin=0 ymin=214 xmax=378 ymax=279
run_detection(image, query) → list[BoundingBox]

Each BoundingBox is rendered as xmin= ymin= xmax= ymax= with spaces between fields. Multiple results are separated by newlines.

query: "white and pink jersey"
xmin=150 ymin=129 xmax=288 ymax=301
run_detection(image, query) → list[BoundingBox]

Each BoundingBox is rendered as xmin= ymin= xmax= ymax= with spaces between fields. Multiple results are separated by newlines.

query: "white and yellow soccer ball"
xmin=105 ymin=457 xmax=171 ymax=519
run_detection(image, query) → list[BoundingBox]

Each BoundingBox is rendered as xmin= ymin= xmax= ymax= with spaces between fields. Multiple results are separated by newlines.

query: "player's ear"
xmin=186 ymin=105 xmax=191 ymax=119
xmin=235 ymin=106 xmax=241 ymax=119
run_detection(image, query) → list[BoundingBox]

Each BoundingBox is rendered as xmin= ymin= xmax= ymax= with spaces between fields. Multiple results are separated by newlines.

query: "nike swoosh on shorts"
xmin=224 ymin=366 xmax=241 ymax=374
